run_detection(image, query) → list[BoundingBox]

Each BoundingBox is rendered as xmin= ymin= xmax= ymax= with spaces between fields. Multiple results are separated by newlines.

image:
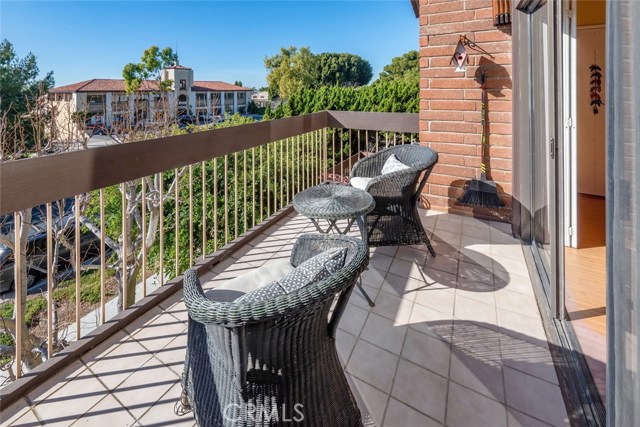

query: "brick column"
xmin=419 ymin=0 xmax=512 ymax=220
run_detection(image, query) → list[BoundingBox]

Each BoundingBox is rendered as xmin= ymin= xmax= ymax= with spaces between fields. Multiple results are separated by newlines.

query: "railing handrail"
xmin=0 ymin=111 xmax=417 ymax=214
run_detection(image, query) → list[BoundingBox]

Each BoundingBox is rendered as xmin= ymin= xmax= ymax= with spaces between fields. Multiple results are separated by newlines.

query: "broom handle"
xmin=480 ymin=69 xmax=487 ymax=179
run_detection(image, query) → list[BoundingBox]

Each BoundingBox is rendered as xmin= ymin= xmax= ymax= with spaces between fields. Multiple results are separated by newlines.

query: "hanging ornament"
xmin=450 ymin=36 xmax=469 ymax=73
xmin=589 ymin=64 xmax=603 ymax=114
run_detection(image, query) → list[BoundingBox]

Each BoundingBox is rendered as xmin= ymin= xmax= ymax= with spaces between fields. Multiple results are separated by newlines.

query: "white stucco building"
xmin=48 ymin=64 xmax=252 ymax=134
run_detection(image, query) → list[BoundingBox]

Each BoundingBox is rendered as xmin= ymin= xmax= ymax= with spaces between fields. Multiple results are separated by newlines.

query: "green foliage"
xmin=264 ymin=46 xmax=317 ymax=100
xmin=0 ymin=297 xmax=47 ymax=328
xmin=53 ymin=270 xmax=115 ymax=305
xmin=315 ymin=53 xmax=372 ymax=87
xmin=0 ymin=39 xmax=54 ymax=151
xmin=0 ymin=302 xmax=12 ymax=320
xmin=234 ymin=80 xmax=243 ymax=87
xmin=122 ymin=46 xmax=178 ymax=94
xmin=376 ymin=50 xmax=419 ymax=84
xmin=247 ymin=100 xmax=266 ymax=115
xmin=0 ymin=39 xmax=54 ymax=111
xmin=265 ymin=79 xmax=419 ymax=119
xmin=0 ymin=332 xmax=14 ymax=347
xmin=0 ymin=332 xmax=14 ymax=365
xmin=264 ymin=47 xmax=373 ymax=100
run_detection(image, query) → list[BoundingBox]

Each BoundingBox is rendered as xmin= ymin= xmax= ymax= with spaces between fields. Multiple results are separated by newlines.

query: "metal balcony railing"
xmin=0 ymin=110 xmax=417 ymax=403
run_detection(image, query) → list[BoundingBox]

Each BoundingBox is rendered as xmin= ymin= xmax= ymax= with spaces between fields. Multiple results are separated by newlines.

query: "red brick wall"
xmin=419 ymin=0 xmax=512 ymax=220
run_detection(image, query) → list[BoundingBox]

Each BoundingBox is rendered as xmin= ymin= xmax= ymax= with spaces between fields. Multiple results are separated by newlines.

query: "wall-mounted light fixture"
xmin=451 ymin=35 xmax=469 ymax=73
xmin=451 ymin=35 xmax=496 ymax=73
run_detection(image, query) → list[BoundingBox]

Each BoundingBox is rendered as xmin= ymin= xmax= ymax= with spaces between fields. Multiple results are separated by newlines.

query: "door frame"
xmin=563 ymin=0 xmax=578 ymax=249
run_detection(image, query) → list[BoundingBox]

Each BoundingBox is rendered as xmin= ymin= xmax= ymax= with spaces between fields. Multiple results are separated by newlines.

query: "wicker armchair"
xmin=180 ymin=234 xmax=368 ymax=427
xmin=350 ymin=144 xmax=438 ymax=255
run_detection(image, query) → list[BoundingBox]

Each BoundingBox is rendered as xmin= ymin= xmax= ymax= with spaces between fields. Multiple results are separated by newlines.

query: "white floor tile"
xmin=401 ymin=328 xmax=451 ymax=377
xmin=503 ymin=367 xmax=570 ymax=427
xmin=346 ymin=340 xmax=399 ymax=394
xmin=414 ymin=287 xmax=455 ymax=316
xmin=347 ymin=375 xmax=389 ymax=427
xmin=361 ymin=312 xmax=407 ymax=355
xmin=380 ymin=273 xmax=423 ymax=301
xmin=338 ymin=303 xmax=370 ymax=336
xmin=372 ymin=291 xmax=413 ymax=325
xmin=446 ymin=382 xmax=507 ymax=427
xmin=383 ymin=398 xmax=443 ymax=427
xmin=391 ymin=360 xmax=448 ymax=424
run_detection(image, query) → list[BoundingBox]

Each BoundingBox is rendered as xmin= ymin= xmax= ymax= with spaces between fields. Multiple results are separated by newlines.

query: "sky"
xmin=0 ymin=0 xmax=419 ymax=89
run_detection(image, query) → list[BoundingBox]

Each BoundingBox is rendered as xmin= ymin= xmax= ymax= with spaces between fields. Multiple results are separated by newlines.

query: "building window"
xmin=87 ymin=94 xmax=105 ymax=104
xmin=55 ymin=93 xmax=72 ymax=102
xmin=196 ymin=93 xmax=207 ymax=108
xmin=180 ymin=79 xmax=187 ymax=90
xmin=225 ymin=92 xmax=234 ymax=100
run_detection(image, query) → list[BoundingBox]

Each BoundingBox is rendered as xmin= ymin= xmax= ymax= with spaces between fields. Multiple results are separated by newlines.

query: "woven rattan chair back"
xmin=350 ymin=144 xmax=438 ymax=252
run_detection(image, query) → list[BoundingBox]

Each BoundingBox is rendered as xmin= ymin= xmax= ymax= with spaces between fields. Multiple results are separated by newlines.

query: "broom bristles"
xmin=459 ymin=179 xmax=505 ymax=208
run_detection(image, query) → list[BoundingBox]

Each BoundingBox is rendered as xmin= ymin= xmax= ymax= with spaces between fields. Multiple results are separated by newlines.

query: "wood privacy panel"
xmin=493 ymin=0 xmax=512 ymax=26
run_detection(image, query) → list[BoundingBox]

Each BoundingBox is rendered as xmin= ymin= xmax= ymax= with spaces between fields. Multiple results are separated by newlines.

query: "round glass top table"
xmin=293 ymin=182 xmax=376 ymax=307
xmin=293 ymin=182 xmax=375 ymax=236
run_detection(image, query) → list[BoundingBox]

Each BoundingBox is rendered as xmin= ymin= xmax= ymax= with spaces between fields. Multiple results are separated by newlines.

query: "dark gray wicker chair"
xmin=179 ymin=234 xmax=368 ymax=427
xmin=350 ymin=144 xmax=438 ymax=256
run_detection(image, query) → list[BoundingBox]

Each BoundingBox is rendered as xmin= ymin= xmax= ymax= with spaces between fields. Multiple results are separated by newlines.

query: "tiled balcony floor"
xmin=2 ymin=210 xmax=569 ymax=427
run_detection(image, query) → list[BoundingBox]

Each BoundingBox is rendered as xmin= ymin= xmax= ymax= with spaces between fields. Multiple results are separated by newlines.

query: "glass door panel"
xmin=530 ymin=2 xmax=556 ymax=301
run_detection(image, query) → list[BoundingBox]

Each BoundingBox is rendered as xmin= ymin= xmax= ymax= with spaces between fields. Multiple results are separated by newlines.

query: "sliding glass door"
xmin=529 ymin=0 xmax=558 ymax=306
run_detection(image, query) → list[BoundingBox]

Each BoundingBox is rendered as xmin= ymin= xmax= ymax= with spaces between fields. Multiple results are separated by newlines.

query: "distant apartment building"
xmin=48 ymin=64 xmax=252 ymax=137
xmin=250 ymin=91 xmax=271 ymax=108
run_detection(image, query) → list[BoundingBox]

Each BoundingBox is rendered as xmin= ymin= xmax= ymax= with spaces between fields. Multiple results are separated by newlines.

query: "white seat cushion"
xmin=204 ymin=259 xmax=294 ymax=302
xmin=235 ymin=247 xmax=348 ymax=304
xmin=381 ymin=154 xmax=411 ymax=174
xmin=350 ymin=177 xmax=372 ymax=190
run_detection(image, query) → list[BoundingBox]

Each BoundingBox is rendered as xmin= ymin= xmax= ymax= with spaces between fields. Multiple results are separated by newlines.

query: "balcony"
xmin=0 ymin=112 xmax=568 ymax=426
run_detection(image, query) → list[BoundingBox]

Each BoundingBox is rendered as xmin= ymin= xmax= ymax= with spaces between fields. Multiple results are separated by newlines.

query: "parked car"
xmin=197 ymin=115 xmax=213 ymax=125
xmin=0 ymin=200 xmax=107 ymax=294
xmin=88 ymin=125 xmax=109 ymax=136
xmin=177 ymin=114 xmax=197 ymax=128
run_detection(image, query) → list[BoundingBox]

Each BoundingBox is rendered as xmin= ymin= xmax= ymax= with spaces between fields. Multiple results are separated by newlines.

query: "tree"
xmin=315 ymin=53 xmax=372 ymax=87
xmin=0 ymin=39 xmax=54 ymax=153
xmin=376 ymin=50 xmax=419 ymax=84
xmin=234 ymin=80 xmax=243 ymax=87
xmin=122 ymin=46 xmax=178 ymax=94
xmin=264 ymin=47 xmax=317 ymax=100
xmin=264 ymin=79 xmax=419 ymax=120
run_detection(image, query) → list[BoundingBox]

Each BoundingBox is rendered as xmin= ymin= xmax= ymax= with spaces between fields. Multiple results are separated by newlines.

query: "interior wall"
xmin=576 ymin=26 xmax=606 ymax=196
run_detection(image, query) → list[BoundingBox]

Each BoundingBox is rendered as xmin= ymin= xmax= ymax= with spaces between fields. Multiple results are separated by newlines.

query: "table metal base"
xmin=310 ymin=218 xmax=356 ymax=235
xmin=356 ymin=278 xmax=375 ymax=307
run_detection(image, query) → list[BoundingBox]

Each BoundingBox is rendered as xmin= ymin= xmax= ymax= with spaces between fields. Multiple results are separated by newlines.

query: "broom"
xmin=459 ymin=68 xmax=504 ymax=208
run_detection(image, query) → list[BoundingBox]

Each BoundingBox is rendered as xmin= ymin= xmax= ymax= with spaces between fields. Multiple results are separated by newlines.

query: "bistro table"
xmin=293 ymin=182 xmax=376 ymax=306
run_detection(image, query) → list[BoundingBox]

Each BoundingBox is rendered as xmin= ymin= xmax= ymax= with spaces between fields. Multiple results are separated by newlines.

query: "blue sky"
xmin=0 ymin=0 xmax=418 ymax=88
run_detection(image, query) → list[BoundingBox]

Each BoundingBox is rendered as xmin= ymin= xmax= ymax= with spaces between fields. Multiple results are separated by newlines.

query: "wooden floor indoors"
xmin=564 ymin=194 xmax=606 ymax=402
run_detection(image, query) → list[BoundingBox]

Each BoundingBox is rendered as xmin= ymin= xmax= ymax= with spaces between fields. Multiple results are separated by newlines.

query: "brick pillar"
xmin=419 ymin=0 xmax=512 ymax=221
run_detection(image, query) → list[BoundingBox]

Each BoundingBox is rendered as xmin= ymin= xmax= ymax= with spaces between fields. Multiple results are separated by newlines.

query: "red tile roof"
xmin=192 ymin=81 xmax=252 ymax=92
xmin=50 ymin=79 xmax=251 ymax=93
xmin=49 ymin=79 xmax=159 ymax=93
